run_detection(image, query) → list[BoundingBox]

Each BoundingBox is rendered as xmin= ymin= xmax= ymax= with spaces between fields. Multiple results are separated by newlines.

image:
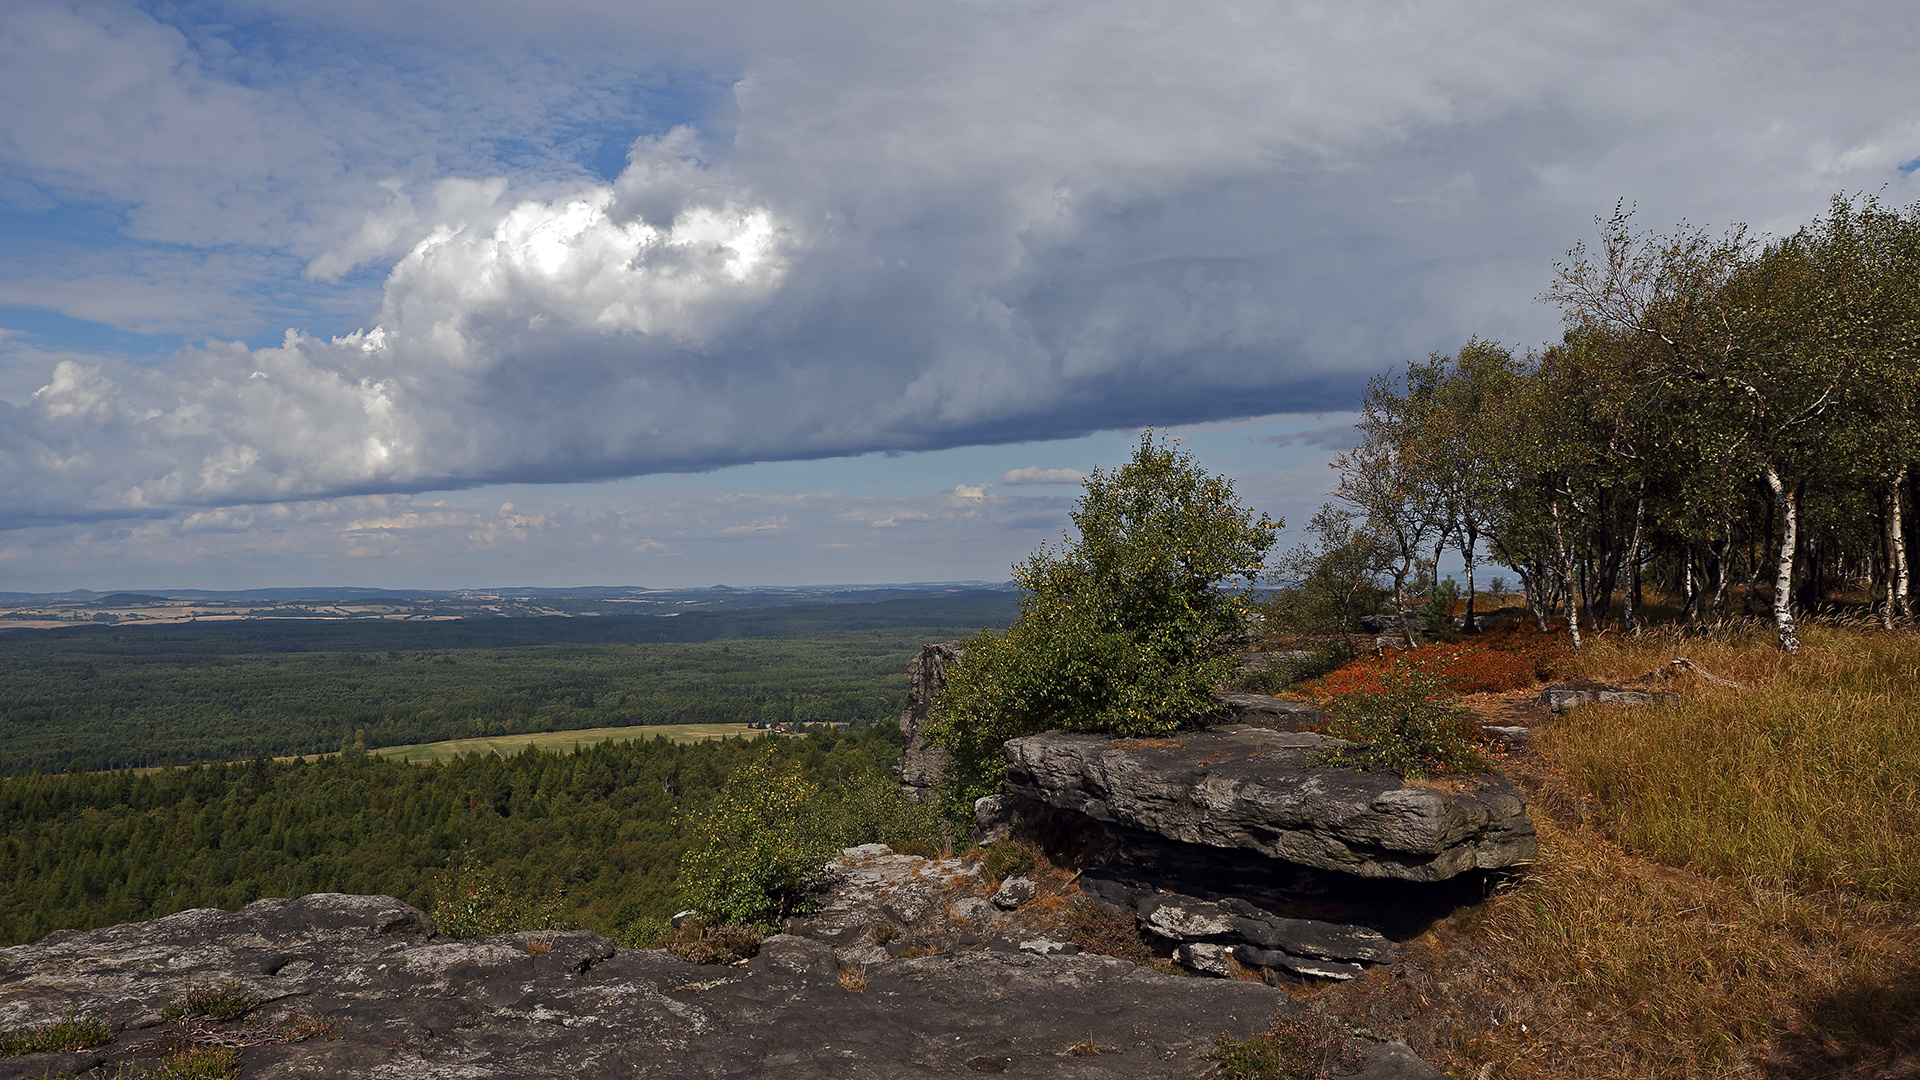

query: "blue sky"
xmin=1 ymin=0 xmax=1916 ymax=590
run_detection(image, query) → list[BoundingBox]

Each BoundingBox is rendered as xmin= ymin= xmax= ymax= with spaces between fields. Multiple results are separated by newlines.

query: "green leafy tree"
xmin=677 ymin=757 xmax=835 ymax=927
xmin=928 ymin=433 xmax=1278 ymax=813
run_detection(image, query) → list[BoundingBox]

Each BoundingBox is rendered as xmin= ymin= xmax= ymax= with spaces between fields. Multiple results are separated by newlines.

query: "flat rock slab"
xmin=1537 ymin=679 xmax=1679 ymax=713
xmin=0 ymin=893 xmax=1442 ymax=1079
xmin=1212 ymin=692 xmax=1333 ymax=731
xmin=1004 ymin=728 xmax=1536 ymax=883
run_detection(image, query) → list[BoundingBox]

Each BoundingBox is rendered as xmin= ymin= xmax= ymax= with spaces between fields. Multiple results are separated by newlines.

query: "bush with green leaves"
xmin=677 ymin=757 xmax=833 ymax=927
xmin=676 ymin=754 xmax=945 ymax=927
xmin=928 ymin=433 xmax=1278 ymax=813
xmin=1209 ymin=1010 xmax=1368 ymax=1080
xmin=1310 ymin=657 xmax=1489 ymax=779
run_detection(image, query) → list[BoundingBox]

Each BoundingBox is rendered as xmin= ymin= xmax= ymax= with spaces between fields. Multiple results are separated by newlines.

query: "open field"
xmin=365 ymin=722 xmax=793 ymax=763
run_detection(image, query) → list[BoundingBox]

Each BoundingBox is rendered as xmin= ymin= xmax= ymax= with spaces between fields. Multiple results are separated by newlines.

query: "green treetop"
xmin=928 ymin=432 xmax=1278 ymax=816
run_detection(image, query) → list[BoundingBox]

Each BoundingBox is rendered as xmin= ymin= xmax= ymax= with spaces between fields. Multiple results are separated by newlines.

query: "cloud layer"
xmin=2 ymin=0 xmax=1918 ymax=534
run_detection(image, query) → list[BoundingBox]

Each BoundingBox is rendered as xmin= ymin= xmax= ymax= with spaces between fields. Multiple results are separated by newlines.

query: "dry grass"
xmin=1555 ymin=623 xmax=1920 ymax=904
xmin=1299 ymin=621 xmax=1920 ymax=1079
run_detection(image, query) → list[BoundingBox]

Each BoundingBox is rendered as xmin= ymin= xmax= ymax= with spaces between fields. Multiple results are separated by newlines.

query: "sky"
xmin=0 ymin=0 xmax=1915 ymax=591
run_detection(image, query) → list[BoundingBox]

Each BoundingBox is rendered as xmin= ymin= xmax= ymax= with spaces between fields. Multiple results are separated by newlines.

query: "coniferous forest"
xmin=0 ymin=724 xmax=908 ymax=947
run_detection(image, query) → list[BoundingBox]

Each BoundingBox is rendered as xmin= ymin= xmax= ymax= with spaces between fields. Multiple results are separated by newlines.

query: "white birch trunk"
xmin=1763 ymin=465 xmax=1801 ymax=652
xmin=1551 ymin=499 xmax=1582 ymax=649
xmin=1892 ymin=469 xmax=1912 ymax=623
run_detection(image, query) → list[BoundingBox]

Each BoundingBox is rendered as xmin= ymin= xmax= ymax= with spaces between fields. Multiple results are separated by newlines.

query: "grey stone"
xmin=1454 ymin=612 xmax=1513 ymax=632
xmin=0 ymin=893 xmax=1470 ymax=1080
xmin=1211 ymin=691 xmax=1333 ymax=732
xmin=973 ymin=792 xmax=1043 ymax=846
xmin=1016 ymin=936 xmax=1079 ymax=956
xmin=1537 ymin=679 xmax=1679 ymax=713
xmin=1232 ymin=945 xmax=1365 ymax=981
xmin=991 ymin=875 xmax=1037 ymax=909
xmin=1360 ymin=614 xmax=1405 ymax=633
xmin=895 ymin=641 xmax=963 ymax=799
xmin=1351 ymin=1041 xmax=1447 ymax=1080
xmin=1174 ymin=942 xmax=1236 ymax=977
xmin=1481 ymin=725 xmax=1531 ymax=746
xmin=1229 ymin=914 xmax=1393 ymax=964
xmin=1003 ymin=727 xmax=1537 ymax=882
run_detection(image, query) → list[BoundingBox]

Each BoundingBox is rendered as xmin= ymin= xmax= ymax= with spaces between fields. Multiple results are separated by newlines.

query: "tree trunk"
xmin=1622 ymin=485 xmax=1647 ymax=634
xmin=1711 ymin=522 xmax=1732 ymax=625
xmin=1551 ymin=499 xmax=1583 ymax=649
xmin=1460 ymin=521 xmax=1479 ymax=634
xmin=1763 ymin=465 xmax=1801 ymax=652
xmin=1683 ymin=547 xmax=1698 ymax=626
xmin=1889 ymin=469 xmax=1911 ymax=625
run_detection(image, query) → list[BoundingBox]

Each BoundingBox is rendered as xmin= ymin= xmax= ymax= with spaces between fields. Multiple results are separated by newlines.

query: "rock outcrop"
xmin=1212 ymin=691 xmax=1333 ymax=731
xmin=1002 ymin=727 xmax=1537 ymax=884
xmin=894 ymin=641 xmax=963 ymax=801
xmin=1536 ymin=678 xmax=1678 ymax=713
xmin=0 ymin=887 xmax=1442 ymax=1079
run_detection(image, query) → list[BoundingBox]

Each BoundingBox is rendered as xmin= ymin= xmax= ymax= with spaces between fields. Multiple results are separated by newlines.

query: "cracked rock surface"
xmin=0 ymin=887 xmax=1444 ymax=1078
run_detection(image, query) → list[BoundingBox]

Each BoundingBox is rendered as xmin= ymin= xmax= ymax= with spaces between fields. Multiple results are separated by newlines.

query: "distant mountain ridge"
xmin=0 ymin=581 xmax=1016 ymax=608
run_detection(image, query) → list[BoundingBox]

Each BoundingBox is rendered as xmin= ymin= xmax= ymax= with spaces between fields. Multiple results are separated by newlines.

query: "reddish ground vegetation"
xmin=1305 ymin=620 xmax=1568 ymax=701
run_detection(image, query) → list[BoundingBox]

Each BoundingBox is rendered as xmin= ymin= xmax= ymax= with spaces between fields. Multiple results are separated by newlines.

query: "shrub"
xmin=659 ymin=920 xmax=763 ymax=965
xmin=429 ymin=850 xmax=567 ymax=939
xmin=1210 ymin=1011 xmax=1368 ymax=1080
xmin=0 ymin=1015 xmax=113 ymax=1056
xmin=1061 ymin=898 xmax=1155 ymax=965
xmin=978 ymin=838 xmax=1045 ymax=885
xmin=1419 ymin=577 xmax=1462 ymax=642
xmin=678 ymin=757 xmax=836 ymax=927
xmin=160 ymin=981 xmax=259 ymax=1023
xmin=929 ymin=433 xmax=1278 ymax=814
xmin=1311 ymin=657 xmax=1490 ymax=779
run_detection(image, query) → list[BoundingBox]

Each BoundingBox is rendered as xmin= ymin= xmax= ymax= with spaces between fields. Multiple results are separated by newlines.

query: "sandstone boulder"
xmin=1003 ymin=727 xmax=1536 ymax=883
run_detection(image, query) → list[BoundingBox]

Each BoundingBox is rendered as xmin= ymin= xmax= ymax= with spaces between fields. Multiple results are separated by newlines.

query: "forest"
xmin=0 ymin=593 xmax=1015 ymax=775
xmin=0 ymin=725 xmax=910 ymax=948
xmin=1285 ymin=195 xmax=1920 ymax=652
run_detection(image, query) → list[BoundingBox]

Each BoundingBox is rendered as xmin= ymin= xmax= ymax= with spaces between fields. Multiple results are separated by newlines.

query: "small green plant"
xmin=873 ymin=924 xmax=900 ymax=944
xmin=613 ymin=914 xmax=671 ymax=950
xmin=1310 ymin=657 xmax=1489 ymax=778
xmin=160 ymin=981 xmax=259 ymax=1023
xmin=1209 ymin=1011 xmax=1368 ymax=1080
xmin=0 ymin=1014 xmax=114 ymax=1056
xmin=126 ymin=1045 xmax=240 ymax=1080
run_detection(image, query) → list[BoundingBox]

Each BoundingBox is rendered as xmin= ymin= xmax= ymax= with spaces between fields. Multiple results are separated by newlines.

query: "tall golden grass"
xmin=1553 ymin=622 xmax=1920 ymax=905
